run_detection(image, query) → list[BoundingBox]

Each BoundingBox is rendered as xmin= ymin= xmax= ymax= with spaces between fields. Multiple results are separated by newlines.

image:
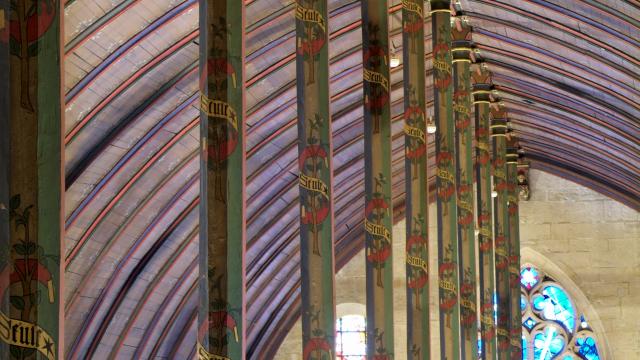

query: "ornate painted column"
xmin=361 ymin=1 xmax=394 ymax=358
xmin=430 ymin=1 xmax=461 ymax=359
xmin=491 ymin=105 xmax=511 ymax=360
xmin=472 ymin=63 xmax=497 ymax=360
xmin=294 ymin=1 xmax=337 ymax=359
xmin=198 ymin=1 xmax=246 ymax=359
xmin=451 ymin=19 xmax=477 ymax=359
xmin=0 ymin=1 xmax=64 ymax=359
xmin=506 ymin=137 xmax=522 ymax=359
xmin=402 ymin=1 xmax=429 ymax=358
xmin=0 ymin=5 xmax=8 ymax=357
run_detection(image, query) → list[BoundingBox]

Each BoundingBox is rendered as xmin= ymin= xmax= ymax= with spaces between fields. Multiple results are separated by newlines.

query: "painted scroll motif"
xmin=362 ymin=1 xmax=394 ymax=358
xmin=472 ymin=63 xmax=497 ymax=360
xmin=295 ymin=1 xmax=337 ymax=358
xmin=198 ymin=1 xmax=245 ymax=359
xmin=1 ymin=1 xmax=62 ymax=359
xmin=403 ymin=1 xmax=430 ymax=358
xmin=431 ymin=1 xmax=462 ymax=359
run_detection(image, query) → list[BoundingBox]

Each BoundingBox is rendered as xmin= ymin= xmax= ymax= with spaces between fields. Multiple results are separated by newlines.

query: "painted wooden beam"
xmin=431 ymin=1 xmax=462 ymax=358
xmin=491 ymin=105 xmax=511 ymax=360
xmin=0 ymin=0 xmax=64 ymax=359
xmin=294 ymin=0 xmax=337 ymax=359
xmin=472 ymin=62 xmax=498 ymax=360
xmin=361 ymin=0 xmax=395 ymax=358
xmin=402 ymin=1 xmax=430 ymax=359
xmin=506 ymin=137 xmax=522 ymax=359
xmin=452 ymin=18 xmax=478 ymax=360
xmin=0 ymin=4 xmax=9 ymax=359
xmin=198 ymin=1 xmax=246 ymax=359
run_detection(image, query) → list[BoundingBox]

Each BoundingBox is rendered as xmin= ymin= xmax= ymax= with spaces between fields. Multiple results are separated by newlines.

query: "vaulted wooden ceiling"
xmin=61 ymin=0 xmax=639 ymax=358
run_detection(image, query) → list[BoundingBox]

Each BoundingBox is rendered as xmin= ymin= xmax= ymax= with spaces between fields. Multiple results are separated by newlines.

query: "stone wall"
xmin=274 ymin=170 xmax=639 ymax=359
xmin=519 ymin=170 xmax=639 ymax=359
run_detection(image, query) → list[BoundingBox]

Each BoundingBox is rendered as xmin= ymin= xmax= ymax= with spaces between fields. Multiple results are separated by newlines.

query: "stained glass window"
xmin=521 ymin=265 xmax=602 ymax=360
xmin=336 ymin=315 xmax=366 ymax=359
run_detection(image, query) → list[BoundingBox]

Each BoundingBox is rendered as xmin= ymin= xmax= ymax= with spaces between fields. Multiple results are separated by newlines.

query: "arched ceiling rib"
xmin=62 ymin=0 xmax=639 ymax=358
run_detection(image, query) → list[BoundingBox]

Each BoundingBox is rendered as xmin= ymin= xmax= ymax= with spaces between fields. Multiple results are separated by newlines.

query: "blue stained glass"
xmin=523 ymin=317 xmax=537 ymax=330
xmin=521 ymin=265 xmax=602 ymax=360
xmin=533 ymin=326 xmax=564 ymax=360
xmin=577 ymin=336 xmax=600 ymax=360
xmin=521 ymin=266 xmax=540 ymax=290
xmin=543 ymin=286 xmax=575 ymax=332
xmin=532 ymin=286 xmax=575 ymax=333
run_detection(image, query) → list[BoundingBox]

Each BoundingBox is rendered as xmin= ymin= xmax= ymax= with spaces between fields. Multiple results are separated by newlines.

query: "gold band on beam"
xmin=429 ymin=9 xmax=452 ymax=14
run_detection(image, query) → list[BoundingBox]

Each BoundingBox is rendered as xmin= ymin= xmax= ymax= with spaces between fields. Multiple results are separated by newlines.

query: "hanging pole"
xmin=451 ymin=18 xmax=478 ymax=360
xmin=0 ymin=5 xmax=10 ymax=358
xmin=198 ymin=1 xmax=246 ymax=359
xmin=402 ymin=1 xmax=430 ymax=358
xmin=472 ymin=62 xmax=498 ymax=360
xmin=361 ymin=1 xmax=395 ymax=358
xmin=506 ymin=136 xmax=522 ymax=360
xmin=430 ymin=1 xmax=462 ymax=359
xmin=295 ymin=1 xmax=337 ymax=359
xmin=1 ymin=0 xmax=64 ymax=358
xmin=1 ymin=1 xmax=64 ymax=359
xmin=491 ymin=105 xmax=511 ymax=360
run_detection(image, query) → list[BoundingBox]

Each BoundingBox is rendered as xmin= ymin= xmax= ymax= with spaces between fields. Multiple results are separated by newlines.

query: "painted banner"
xmin=431 ymin=1 xmax=462 ymax=359
xmin=451 ymin=20 xmax=477 ymax=360
xmin=402 ymin=1 xmax=429 ymax=358
xmin=491 ymin=106 xmax=511 ymax=360
xmin=0 ymin=4 xmax=9 ymax=358
xmin=198 ymin=1 xmax=245 ymax=359
xmin=362 ymin=1 xmax=394 ymax=358
xmin=295 ymin=1 xmax=337 ymax=359
xmin=506 ymin=138 xmax=522 ymax=360
xmin=0 ymin=1 xmax=63 ymax=359
xmin=472 ymin=63 xmax=497 ymax=360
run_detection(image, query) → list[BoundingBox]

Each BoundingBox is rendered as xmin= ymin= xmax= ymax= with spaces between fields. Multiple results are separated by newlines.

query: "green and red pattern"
xmin=491 ymin=106 xmax=511 ymax=360
xmin=402 ymin=1 xmax=429 ymax=358
xmin=452 ymin=21 xmax=478 ymax=359
xmin=431 ymin=1 xmax=461 ymax=359
xmin=506 ymin=138 xmax=522 ymax=360
xmin=1 ymin=1 xmax=62 ymax=359
xmin=472 ymin=63 xmax=497 ymax=360
xmin=295 ymin=1 xmax=337 ymax=358
xmin=198 ymin=1 xmax=245 ymax=359
xmin=362 ymin=1 xmax=394 ymax=358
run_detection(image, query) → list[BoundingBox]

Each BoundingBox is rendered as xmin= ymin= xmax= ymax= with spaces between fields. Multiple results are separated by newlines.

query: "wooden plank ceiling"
xmin=61 ymin=0 xmax=639 ymax=358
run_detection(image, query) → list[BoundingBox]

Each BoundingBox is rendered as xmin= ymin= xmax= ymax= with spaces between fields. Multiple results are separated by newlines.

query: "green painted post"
xmin=294 ymin=1 xmax=337 ymax=359
xmin=452 ymin=20 xmax=477 ymax=360
xmin=1 ymin=1 xmax=64 ymax=359
xmin=361 ymin=1 xmax=394 ymax=358
xmin=402 ymin=1 xmax=430 ymax=358
xmin=0 ymin=5 xmax=9 ymax=357
xmin=491 ymin=106 xmax=511 ymax=360
xmin=472 ymin=63 xmax=498 ymax=360
xmin=198 ymin=1 xmax=246 ymax=359
xmin=430 ymin=1 xmax=462 ymax=359
xmin=506 ymin=138 xmax=522 ymax=360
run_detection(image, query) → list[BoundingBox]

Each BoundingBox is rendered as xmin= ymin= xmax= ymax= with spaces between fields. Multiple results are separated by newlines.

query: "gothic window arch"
xmin=521 ymin=264 xmax=602 ymax=360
